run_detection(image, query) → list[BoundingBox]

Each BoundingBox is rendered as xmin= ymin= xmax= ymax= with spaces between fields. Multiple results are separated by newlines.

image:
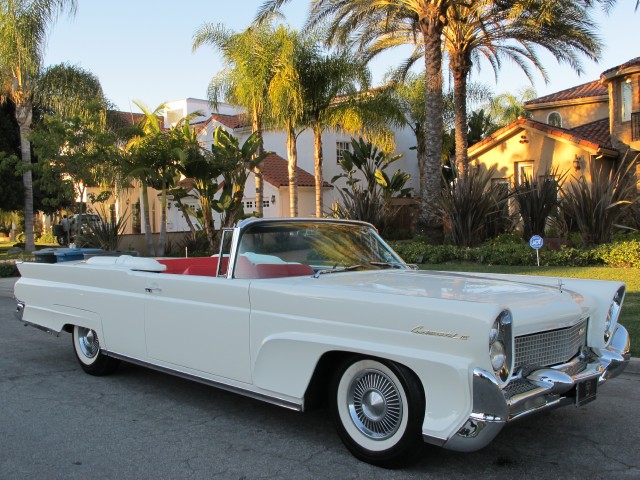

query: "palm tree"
xmin=124 ymin=101 xmax=167 ymax=256
xmin=260 ymin=26 xmax=304 ymax=217
xmin=298 ymin=49 xmax=400 ymax=216
xmin=193 ymin=23 xmax=291 ymax=218
xmin=488 ymin=87 xmax=537 ymax=128
xmin=0 ymin=0 xmax=77 ymax=252
xmin=258 ymin=0 xmax=451 ymax=234
xmin=443 ymin=0 xmax=601 ymax=177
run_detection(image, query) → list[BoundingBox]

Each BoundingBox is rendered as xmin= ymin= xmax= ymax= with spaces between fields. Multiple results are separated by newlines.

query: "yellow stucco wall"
xmin=471 ymin=126 xmax=597 ymax=183
xmin=529 ymin=101 xmax=608 ymax=130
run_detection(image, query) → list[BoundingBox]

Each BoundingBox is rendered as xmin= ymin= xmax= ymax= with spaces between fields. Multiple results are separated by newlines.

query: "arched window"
xmin=547 ymin=112 xmax=562 ymax=127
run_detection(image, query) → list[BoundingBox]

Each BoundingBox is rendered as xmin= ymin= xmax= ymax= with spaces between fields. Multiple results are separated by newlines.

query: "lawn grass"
xmin=420 ymin=263 xmax=638 ymax=357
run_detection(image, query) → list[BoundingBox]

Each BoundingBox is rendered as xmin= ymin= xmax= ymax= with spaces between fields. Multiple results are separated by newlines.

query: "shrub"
xmin=560 ymin=153 xmax=638 ymax=245
xmin=512 ymin=168 xmax=565 ymax=239
xmin=390 ymin=237 xmax=639 ymax=268
xmin=595 ymin=240 xmax=640 ymax=268
xmin=438 ymin=165 xmax=507 ymax=247
xmin=0 ymin=261 xmax=19 ymax=277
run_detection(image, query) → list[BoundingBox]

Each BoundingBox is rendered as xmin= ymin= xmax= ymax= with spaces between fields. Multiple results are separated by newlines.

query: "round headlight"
xmin=490 ymin=341 xmax=506 ymax=371
xmin=489 ymin=325 xmax=499 ymax=345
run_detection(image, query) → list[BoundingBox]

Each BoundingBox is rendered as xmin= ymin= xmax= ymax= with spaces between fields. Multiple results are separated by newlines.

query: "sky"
xmin=43 ymin=0 xmax=640 ymax=113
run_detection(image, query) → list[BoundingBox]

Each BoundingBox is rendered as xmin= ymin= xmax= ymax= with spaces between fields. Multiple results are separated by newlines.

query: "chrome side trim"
xmin=102 ymin=350 xmax=303 ymax=412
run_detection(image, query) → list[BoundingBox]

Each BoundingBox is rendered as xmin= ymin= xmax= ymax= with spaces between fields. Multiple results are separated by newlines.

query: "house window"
xmin=515 ymin=162 xmax=534 ymax=185
xmin=262 ymin=200 xmax=270 ymax=208
xmin=547 ymin=112 xmax=562 ymax=128
xmin=336 ymin=141 xmax=351 ymax=164
xmin=621 ymin=79 xmax=632 ymax=122
xmin=244 ymin=200 xmax=254 ymax=210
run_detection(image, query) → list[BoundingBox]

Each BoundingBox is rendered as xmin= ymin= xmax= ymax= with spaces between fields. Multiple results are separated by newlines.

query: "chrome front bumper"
xmin=434 ymin=324 xmax=631 ymax=452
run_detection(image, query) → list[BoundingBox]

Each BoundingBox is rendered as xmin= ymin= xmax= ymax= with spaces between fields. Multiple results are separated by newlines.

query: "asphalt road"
xmin=1 ymin=277 xmax=639 ymax=480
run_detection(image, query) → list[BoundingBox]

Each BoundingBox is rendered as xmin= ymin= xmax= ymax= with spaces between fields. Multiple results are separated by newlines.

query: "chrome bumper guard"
xmin=433 ymin=324 xmax=631 ymax=452
xmin=15 ymin=301 xmax=25 ymax=321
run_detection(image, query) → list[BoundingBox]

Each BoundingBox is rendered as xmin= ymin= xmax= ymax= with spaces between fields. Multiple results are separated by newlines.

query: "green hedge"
xmin=390 ymin=238 xmax=640 ymax=268
xmin=0 ymin=262 xmax=19 ymax=278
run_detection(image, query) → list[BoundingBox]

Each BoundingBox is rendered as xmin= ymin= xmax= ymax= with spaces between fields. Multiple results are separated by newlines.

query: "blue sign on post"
xmin=529 ymin=235 xmax=544 ymax=249
xmin=529 ymin=235 xmax=543 ymax=267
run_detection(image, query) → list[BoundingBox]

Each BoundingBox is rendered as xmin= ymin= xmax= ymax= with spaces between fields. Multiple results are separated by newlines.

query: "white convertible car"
xmin=14 ymin=218 xmax=630 ymax=467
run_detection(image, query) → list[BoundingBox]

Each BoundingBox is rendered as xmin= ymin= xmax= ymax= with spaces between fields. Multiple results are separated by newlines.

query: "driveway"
xmin=1 ymin=277 xmax=639 ymax=479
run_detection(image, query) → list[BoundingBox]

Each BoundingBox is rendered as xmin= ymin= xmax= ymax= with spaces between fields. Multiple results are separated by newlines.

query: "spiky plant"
xmin=560 ymin=153 xmax=638 ymax=245
xmin=512 ymin=168 xmax=565 ymax=240
xmin=438 ymin=165 xmax=506 ymax=247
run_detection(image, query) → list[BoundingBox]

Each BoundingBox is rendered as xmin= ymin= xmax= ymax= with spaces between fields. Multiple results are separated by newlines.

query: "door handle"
xmin=145 ymin=287 xmax=162 ymax=293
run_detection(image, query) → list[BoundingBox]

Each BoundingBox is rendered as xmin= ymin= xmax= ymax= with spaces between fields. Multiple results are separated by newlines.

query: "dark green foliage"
xmin=390 ymin=237 xmax=640 ymax=268
xmin=75 ymin=207 xmax=129 ymax=251
xmin=0 ymin=262 xmax=19 ymax=278
xmin=438 ymin=165 xmax=511 ymax=247
xmin=512 ymin=168 xmax=564 ymax=240
xmin=560 ymin=154 xmax=638 ymax=245
xmin=331 ymin=138 xmax=410 ymax=233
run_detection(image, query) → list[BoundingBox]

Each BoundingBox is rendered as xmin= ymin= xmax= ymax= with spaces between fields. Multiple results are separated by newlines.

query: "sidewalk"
xmin=2 ymin=275 xmax=638 ymax=374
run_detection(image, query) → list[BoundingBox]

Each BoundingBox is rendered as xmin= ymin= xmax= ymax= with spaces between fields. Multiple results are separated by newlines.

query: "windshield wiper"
xmin=313 ymin=264 xmax=362 ymax=278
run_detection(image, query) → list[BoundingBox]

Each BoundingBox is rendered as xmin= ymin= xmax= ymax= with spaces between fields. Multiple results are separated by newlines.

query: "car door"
xmin=143 ymin=273 xmax=252 ymax=384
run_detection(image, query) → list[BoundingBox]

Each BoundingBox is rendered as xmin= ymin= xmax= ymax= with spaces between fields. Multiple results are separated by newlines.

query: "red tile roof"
xmin=211 ymin=113 xmax=248 ymax=130
xmin=568 ymin=118 xmax=612 ymax=149
xmin=175 ymin=154 xmax=329 ymax=192
xmin=261 ymin=153 xmax=331 ymax=188
xmin=525 ymin=80 xmax=607 ymax=106
xmin=469 ymin=117 xmax=613 ymax=155
xmin=601 ymin=57 xmax=640 ymax=77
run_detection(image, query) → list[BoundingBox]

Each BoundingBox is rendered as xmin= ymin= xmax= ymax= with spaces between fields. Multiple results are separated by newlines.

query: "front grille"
xmin=514 ymin=319 xmax=588 ymax=370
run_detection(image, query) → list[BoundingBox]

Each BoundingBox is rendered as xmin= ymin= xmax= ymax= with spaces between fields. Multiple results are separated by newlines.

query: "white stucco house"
xmin=111 ymin=97 xmax=420 ymax=235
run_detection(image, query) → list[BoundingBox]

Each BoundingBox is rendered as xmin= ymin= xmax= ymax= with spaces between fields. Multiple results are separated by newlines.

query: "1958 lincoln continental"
xmin=14 ymin=218 xmax=630 ymax=467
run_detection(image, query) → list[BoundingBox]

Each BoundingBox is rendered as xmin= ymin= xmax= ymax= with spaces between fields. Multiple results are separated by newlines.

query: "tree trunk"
xmin=140 ymin=181 xmax=155 ymax=256
xmin=414 ymin=123 xmax=426 ymax=195
xmin=419 ymin=14 xmax=446 ymax=241
xmin=251 ymin=110 xmax=264 ymax=217
xmin=15 ymin=102 xmax=35 ymax=252
xmin=287 ymin=121 xmax=298 ymax=217
xmin=313 ymin=123 xmax=324 ymax=217
xmin=452 ymin=54 xmax=471 ymax=178
xmin=158 ymin=183 xmax=167 ymax=256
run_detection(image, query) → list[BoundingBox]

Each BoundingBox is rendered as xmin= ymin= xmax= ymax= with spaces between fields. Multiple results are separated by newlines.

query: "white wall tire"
xmin=330 ymin=357 xmax=425 ymax=468
xmin=72 ymin=326 xmax=119 ymax=376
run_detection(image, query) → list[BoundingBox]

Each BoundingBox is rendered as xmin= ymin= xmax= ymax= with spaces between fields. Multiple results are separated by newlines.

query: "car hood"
xmin=308 ymin=269 xmax=589 ymax=334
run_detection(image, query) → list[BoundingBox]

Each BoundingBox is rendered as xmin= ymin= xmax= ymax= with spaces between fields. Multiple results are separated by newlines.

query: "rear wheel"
xmin=72 ymin=325 xmax=119 ymax=376
xmin=330 ymin=357 xmax=425 ymax=468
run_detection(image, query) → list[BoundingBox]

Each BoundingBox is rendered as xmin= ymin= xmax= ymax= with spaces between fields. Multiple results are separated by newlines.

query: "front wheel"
xmin=72 ymin=325 xmax=119 ymax=376
xmin=330 ymin=357 xmax=426 ymax=468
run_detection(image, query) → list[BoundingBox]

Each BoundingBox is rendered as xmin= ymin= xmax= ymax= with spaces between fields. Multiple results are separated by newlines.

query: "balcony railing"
xmin=632 ymin=112 xmax=640 ymax=141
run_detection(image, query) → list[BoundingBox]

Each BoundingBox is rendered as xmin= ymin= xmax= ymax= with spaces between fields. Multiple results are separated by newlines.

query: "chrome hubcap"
xmin=347 ymin=369 xmax=402 ymax=440
xmin=78 ymin=327 xmax=99 ymax=359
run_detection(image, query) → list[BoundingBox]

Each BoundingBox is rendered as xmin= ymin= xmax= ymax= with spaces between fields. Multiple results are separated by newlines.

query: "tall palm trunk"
xmin=140 ymin=181 xmax=155 ymax=256
xmin=451 ymin=54 xmax=471 ymax=178
xmin=419 ymin=13 xmax=446 ymax=240
xmin=286 ymin=121 xmax=298 ymax=217
xmin=312 ymin=123 xmax=324 ymax=217
xmin=414 ymin=123 xmax=426 ymax=195
xmin=251 ymin=110 xmax=264 ymax=217
xmin=15 ymin=101 xmax=35 ymax=252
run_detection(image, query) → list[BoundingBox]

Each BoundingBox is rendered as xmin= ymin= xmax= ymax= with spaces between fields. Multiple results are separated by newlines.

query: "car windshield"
xmin=234 ymin=220 xmax=407 ymax=279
